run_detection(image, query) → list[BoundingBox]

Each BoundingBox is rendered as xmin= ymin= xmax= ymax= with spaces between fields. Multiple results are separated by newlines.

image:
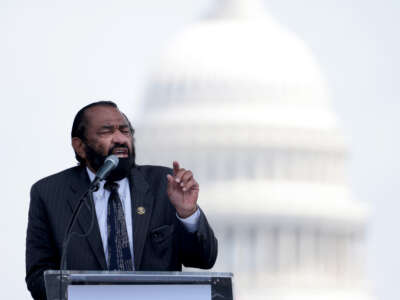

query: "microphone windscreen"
xmin=105 ymin=155 xmax=119 ymax=168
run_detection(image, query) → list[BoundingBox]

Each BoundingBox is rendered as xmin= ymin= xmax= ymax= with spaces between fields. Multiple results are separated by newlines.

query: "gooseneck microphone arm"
xmin=58 ymin=155 xmax=119 ymax=300
xmin=59 ymin=155 xmax=119 ymax=270
xmin=58 ymin=186 xmax=97 ymax=300
xmin=59 ymin=185 xmax=97 ymax=270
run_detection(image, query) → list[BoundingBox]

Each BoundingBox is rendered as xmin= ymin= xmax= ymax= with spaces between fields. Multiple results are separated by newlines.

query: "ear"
xmin=72 ymin=137 xmax=86 ymax=160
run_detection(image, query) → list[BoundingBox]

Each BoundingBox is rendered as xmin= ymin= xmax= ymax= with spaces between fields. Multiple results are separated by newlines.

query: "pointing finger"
xmin=173 ymin=161 xmax=180 ymax=176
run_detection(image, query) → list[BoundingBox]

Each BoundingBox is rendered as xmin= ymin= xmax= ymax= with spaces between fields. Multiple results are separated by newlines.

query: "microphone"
xmin=90 ymin=155 xmax=119 ymax=190
xmin=95 ymin=154 xmax=119 ymax=181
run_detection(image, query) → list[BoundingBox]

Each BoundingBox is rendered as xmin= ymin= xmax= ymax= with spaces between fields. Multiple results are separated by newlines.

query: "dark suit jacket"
xmin=26 ymin=165 xmax=218 ymax=300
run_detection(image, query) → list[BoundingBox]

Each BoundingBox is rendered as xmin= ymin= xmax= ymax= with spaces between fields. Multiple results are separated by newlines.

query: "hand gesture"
xmin=166 ymin=161 xmax=199 ymax=218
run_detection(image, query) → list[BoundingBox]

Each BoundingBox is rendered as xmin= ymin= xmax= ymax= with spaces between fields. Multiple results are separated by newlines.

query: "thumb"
xmin=166 ymin=174 xmax=174 ymax=185
xmin=166 ymin=174 xmax=175 ymax=195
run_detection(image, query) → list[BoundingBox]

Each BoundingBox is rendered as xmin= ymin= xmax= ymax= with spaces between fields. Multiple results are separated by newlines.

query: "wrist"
xmin=177 ymin=206 xmax=198 ymax=219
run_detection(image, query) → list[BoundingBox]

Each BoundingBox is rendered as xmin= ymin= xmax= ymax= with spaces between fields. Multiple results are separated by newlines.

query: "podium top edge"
xmin=45 ymin=270 xmax=233 ymax=278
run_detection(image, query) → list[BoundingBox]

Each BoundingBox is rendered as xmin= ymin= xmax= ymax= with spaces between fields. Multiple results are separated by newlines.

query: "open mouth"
xmin=112 ymin=147 xmax=129 ymax=158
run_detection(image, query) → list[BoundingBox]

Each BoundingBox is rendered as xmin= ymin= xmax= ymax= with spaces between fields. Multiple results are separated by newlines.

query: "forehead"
xmin=85 ymin=105 xmax=127 ymax=129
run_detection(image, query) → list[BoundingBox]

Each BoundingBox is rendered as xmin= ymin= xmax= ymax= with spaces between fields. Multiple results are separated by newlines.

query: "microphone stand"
xmin=58 ymin=181 xmax=99 ymax=299
xmin=56 ymin=155 xmax=117 ymax=299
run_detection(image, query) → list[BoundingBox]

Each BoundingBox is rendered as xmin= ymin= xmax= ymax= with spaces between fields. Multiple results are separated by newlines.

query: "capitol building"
xmin=135 ymin=0 xmax=372 ymax=299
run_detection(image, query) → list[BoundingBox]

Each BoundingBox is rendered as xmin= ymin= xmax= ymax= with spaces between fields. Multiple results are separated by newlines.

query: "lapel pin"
xmin=136 ymin=206 xmax=146 ymax=215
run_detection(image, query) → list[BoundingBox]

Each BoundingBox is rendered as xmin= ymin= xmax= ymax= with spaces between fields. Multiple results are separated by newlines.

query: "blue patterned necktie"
xmin=104 ymin=181 xmax=133 ymax=271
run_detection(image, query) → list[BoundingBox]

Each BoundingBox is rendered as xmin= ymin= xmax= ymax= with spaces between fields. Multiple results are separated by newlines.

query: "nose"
xmin=111 ymin=129 xmax=128 ymax=144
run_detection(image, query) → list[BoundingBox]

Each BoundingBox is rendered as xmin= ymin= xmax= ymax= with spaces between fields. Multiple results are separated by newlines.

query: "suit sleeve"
xmin=158 ymin=166 xmax=217 ymax=269
xmin=178 ymin=207 xmax=218 ymax=269
xmin=26 ymin=184 xmax=59 ymax=300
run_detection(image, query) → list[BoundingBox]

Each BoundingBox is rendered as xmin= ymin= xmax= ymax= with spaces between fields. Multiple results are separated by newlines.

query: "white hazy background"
xmin=0 ymin=0 xmax=399 ymax=299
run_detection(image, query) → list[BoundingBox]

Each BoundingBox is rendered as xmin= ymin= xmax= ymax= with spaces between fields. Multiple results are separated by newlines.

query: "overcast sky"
xmin=0 ymin=1 xmax=399 ymax=299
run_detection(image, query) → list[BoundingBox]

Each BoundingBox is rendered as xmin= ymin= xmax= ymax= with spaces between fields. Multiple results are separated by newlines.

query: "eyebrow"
xmin=98 ymin=124 xmax=129 ymax=131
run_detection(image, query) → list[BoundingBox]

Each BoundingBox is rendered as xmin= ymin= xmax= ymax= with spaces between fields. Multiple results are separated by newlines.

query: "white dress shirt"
xmin=86 ymin=168 xmax=200 ymax=268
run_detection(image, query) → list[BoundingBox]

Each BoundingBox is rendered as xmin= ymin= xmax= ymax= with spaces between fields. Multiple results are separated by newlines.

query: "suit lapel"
xmin=68 ymin=167 xmax=107 ymax=270
xmin=129 ymin=167 xmax=153 ymax=270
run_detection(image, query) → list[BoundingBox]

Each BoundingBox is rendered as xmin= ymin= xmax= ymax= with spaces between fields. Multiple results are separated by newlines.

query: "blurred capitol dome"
xmin=136 ymin=0 xmax=372 ymax=299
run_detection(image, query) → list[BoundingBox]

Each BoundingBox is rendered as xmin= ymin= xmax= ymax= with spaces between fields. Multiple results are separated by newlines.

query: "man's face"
xmin=77 ymin=105 xmax=135 ymax=178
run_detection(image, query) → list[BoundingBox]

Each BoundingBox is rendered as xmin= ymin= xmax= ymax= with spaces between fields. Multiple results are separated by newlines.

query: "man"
xmin=25 ymin=101 xmax=218 ymax=300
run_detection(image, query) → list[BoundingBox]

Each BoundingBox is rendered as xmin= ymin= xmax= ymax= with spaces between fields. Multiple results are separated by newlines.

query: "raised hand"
xmin=166 ymin=161 xmax=199 ymax=218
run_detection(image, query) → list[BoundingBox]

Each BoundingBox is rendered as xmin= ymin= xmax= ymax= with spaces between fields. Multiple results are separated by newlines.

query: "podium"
xmin=44 ymin=270 xmax=233 ymax=300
